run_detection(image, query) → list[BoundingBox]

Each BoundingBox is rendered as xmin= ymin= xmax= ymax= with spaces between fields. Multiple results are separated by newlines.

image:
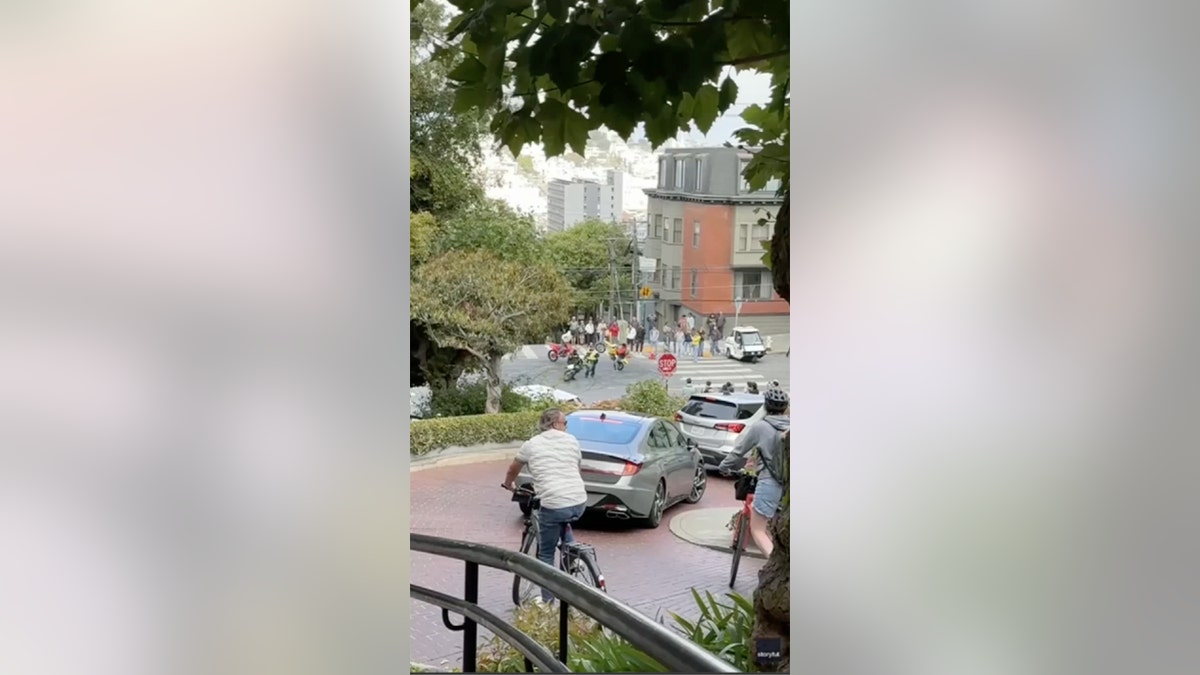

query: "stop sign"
xmin=657 ymin=353 xmax=677 ymax=377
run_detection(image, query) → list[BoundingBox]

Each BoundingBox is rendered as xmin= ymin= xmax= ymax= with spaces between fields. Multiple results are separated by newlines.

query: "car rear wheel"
xmin=642 ymin=481 xmax=666 ymax=529
xmin=685 ymin=465 xmax=707 ymax=503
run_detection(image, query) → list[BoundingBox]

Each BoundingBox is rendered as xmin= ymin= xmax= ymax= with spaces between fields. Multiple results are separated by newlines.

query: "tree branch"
xmin=718 ymin=49 xmax=789 ymax=68
xmin=510 ymin=78 xmax=595 ymax=99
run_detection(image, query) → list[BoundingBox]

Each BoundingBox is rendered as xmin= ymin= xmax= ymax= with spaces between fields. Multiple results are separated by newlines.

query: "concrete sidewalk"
xmin=409 ymin=442 xmax=520 ymax=472
xmin=668 ymin=507 xmax=765 ymax=559
xmin=635 ymin=333 xmax=790 ymax=358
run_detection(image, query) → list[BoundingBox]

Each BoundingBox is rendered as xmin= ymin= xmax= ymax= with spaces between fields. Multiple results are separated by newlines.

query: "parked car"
xmin=723 ymin=325 xmax=767 ymax=362
xmin=509 ymin=384 xmax=582 ymax=406
xmin=514 ymin=410 xmax=707 ymax=528
xmin=674 ymin=393 xmax=766 ymax=470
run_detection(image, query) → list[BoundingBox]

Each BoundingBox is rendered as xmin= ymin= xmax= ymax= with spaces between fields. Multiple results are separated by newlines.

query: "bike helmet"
xmin=763 ymin=387 xmax=789 ymax=413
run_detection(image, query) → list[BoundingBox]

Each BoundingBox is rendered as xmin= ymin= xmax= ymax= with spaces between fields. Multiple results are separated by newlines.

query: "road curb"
xmin=668 ymin=507 xmax=766 ymax=560
xmin=410 ymin=444 xmax=520 ymax=472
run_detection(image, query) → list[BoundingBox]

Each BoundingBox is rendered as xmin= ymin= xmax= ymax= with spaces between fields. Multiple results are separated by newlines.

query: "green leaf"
xmin=536 ymin=99 xmax=590 ymax=157
xmin=644 ymin=108 xmax=679 ymax=147
xmin=691 ymin=83 xmax=720 ymax=133
xmin=500 ymin=111 xmax=542 ymax=156
xmin=718 ymin=75 xmax=738 ymax=112
xmin=446 ymin=55 xmax=486 ymax=83
xmin=452 ymin=83 xmax=493 ymax=113
xmin=725 ymin=19 xmax=778 ymax=64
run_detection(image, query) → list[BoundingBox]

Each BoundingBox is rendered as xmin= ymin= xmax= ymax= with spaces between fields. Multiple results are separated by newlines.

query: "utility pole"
xmin=605 ymin=238 xmax=620 ymax=321
xmin=630 ymin=221 xmax=640 ymax=324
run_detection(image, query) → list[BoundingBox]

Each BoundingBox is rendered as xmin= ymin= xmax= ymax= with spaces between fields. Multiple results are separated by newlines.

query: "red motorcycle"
xmin=546 ymin=343 xmax=577 ymax=362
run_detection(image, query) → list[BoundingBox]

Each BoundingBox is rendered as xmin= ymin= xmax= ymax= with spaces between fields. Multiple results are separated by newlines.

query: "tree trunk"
xmin=483 ymin=353 xmax=504 ymax=414
xmin=769 ymin=191 xmax=790 ymax=303
xmin=752 ymin=192 xmax=791 ymax=671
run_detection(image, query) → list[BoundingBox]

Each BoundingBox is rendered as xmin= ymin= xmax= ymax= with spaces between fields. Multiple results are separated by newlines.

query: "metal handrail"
xmin=411 ymin=584 xmax=567 ymax=673
xmin=411 ymin=533 xmax=738 ymax=673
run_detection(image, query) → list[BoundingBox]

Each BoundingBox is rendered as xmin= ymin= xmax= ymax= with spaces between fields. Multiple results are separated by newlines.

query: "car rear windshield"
xmin=566 ymin=416 xmax=642 ymax=444
xmin=681 ymin=397 xmax=761 ymax=420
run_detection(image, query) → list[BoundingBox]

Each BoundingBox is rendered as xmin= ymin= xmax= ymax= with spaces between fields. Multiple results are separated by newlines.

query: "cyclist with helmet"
xmin=718 ymin=386 xmax=790 ymax=557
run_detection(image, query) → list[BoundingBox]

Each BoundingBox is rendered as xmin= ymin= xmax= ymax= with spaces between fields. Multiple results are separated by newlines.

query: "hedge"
xmin=410 ymin=410 xmax=543 ymax=456
xmin=409 ymin=380 xmax=689 ymax=456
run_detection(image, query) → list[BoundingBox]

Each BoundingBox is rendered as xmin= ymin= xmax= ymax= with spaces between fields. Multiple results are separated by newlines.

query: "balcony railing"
xmin=410 ymin=533 xmax=738 ymax=673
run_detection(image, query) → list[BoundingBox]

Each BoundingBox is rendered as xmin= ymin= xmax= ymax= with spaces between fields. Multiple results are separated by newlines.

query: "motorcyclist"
xmin=583 ymin=345 xmax=600 ymax=378
xmin=719 ymin=387 xmax=790 ymax=557
xmin=613 ymin=342 xmax=629 ymax=368
xmin=565 ymin=350 xmax=583 ymax=378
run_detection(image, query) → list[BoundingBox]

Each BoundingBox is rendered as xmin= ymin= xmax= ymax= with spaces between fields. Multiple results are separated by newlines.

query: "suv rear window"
xmin=681 ymin=397 xmax=762 ymax=420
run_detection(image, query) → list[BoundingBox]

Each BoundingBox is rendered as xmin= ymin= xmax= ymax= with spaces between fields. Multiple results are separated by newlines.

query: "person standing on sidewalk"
xmin=691 ymin=330 xmax=702 ymax=362
xmin=502 ymin=408 xmax=587 ymax=604
xmin=647 ymin=325 xmax=659 ymax=356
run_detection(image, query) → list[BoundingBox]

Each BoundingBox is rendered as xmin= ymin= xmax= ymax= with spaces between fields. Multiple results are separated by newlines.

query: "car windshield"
xmin=738 ymin=332 xmax=763 ymax=346
xmin=566 ymin=416 xmax=642 ymax=444
xmin=680 ymin=397 xmax=740 ymax=420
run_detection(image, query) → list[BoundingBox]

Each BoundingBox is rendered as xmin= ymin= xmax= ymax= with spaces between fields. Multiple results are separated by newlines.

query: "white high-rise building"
xmin=546 ymin=170 xmax=624 ymax=231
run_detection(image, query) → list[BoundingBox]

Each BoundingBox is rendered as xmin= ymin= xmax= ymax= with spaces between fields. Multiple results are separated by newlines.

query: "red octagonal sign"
xmin=657 ymin=353 xmax=678 ymax=377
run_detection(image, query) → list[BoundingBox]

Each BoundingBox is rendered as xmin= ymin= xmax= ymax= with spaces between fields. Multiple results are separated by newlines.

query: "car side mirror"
xmin=686 ymin=439 xmax=697 ymax=449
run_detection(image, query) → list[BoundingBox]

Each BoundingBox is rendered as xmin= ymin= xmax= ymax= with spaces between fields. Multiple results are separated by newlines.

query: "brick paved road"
xmin=410 ymin=459 xmax=764 ymax=666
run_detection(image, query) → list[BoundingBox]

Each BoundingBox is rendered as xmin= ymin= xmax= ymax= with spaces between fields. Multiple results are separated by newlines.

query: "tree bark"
xmin=483 ymin=353 xmax=504 ymax=414
xmin=752 ymin=191 xmax=791 ymax=671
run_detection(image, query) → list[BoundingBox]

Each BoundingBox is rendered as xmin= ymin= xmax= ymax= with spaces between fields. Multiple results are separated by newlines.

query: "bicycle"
xmin=504 ymin=485 xmax=607 ymax=605
xmin=727 ymin=470 xmax=757 ymax=588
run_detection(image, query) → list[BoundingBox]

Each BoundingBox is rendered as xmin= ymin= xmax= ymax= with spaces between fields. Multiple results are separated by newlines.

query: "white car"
xmin=510 ymin=384 xmax=582 ymax=405
xmin=724 ymin=326 xmax=767 ymax=362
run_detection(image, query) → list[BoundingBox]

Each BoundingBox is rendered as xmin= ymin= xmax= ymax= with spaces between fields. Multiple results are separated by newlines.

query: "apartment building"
xmin=641 ymin=147 xmax=788 ymax=335
xmin=546 ymin=170 xmax=624 ymax=232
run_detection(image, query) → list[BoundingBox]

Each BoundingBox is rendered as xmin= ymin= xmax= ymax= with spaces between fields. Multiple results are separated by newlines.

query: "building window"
xmin=693 ymin=158 xmax=704 ymax=192
xmin=653 ymin=214 xmax=663 ymax=239
xmin=654 ymin=258 xmax=662 ymax=283
xmin=674 ymin=158 xmax=685 ymax=189
xmin=672 ymin=218 xmax=682 ymax=243
xmin=737 ymin=270 xmax=765 ymax=300
xmin=659 ymin=159 xmax=669 ymax=188
xmin=752 ymin=222 xmax=770 ymax=248
xmin=692 ymin=221 xmax=700 ymax=247
xmin=738 ymin=159 xmax=751 ymax=193
xmin=690 ymin=269 xmax=698 ymax=296
xmin=738 ymin=224 xmax=750 ymax=251
xmin=671 ymin=267 xmax=681 ymax=290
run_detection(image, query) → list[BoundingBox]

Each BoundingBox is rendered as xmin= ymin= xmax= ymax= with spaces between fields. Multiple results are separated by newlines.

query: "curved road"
xmin=410 ymin=458 xmax=763 ymax=666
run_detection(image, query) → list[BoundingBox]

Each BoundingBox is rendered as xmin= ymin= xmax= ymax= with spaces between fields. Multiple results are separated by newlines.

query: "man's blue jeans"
xmin=537 ymin=503 xmax=586 ymax=601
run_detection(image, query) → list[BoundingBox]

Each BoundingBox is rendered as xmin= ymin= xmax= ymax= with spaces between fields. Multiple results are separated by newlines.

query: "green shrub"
xmin=669 ymin=590 xmax=756 ymax=672
xmin=473 ymin=590 xmax=756 ymax=672
xmin=619 ymin=380 xmax=687 ymax=418
xmin=429 ymin=381 xmax=549 ymax=417
xmin=410 ymin=411 xmax=542 ymax=455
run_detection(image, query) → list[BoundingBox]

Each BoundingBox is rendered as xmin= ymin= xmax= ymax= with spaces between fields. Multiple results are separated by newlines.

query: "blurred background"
xmin=0 ymin=1 xmax=408 ymax=673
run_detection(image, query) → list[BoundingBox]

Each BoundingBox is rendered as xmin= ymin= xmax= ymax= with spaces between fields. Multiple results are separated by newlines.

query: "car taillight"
xmin=714 ymin=422 xmax=745 ymax=433
xmin=673 ymin=413 xmax=682 ymax=422
xmin=621 ymin=461 xmax=641 ymax=476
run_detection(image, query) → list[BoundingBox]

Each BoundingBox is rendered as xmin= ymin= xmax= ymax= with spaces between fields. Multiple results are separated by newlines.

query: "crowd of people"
xmin=562 ymin=311 xmax=730 ymax=361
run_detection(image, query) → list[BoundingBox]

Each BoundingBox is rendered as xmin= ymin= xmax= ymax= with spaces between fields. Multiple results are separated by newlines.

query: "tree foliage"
xmin=426 ymin=0 xmax=790 ymax=298
xmin=412 ymin=249 xmax=572 ymax=412
xmin=543 ymin=219 xmax=633 ymax=315
xmin=431 ymin=199 xmax=544 ymax=265
xmin=411 ymin=0 xmax=488 ymax=215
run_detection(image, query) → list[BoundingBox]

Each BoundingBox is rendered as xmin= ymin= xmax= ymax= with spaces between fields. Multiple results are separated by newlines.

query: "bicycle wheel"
xmin=729 ymin=511 xmax=746 ymax=588
xmin=513 ymin=520 xmax=541 ymax=606
xmin=566 ymin=547 xmax=605 ymax=593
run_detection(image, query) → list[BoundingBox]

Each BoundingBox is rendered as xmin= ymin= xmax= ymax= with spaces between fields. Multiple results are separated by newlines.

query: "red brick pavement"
xmin=409 ymin=458 xmax=765 ymax=666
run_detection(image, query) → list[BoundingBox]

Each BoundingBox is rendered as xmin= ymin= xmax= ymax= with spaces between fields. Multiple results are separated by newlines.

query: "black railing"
xmin=411 ymin=533 xmax=739 ymax=673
